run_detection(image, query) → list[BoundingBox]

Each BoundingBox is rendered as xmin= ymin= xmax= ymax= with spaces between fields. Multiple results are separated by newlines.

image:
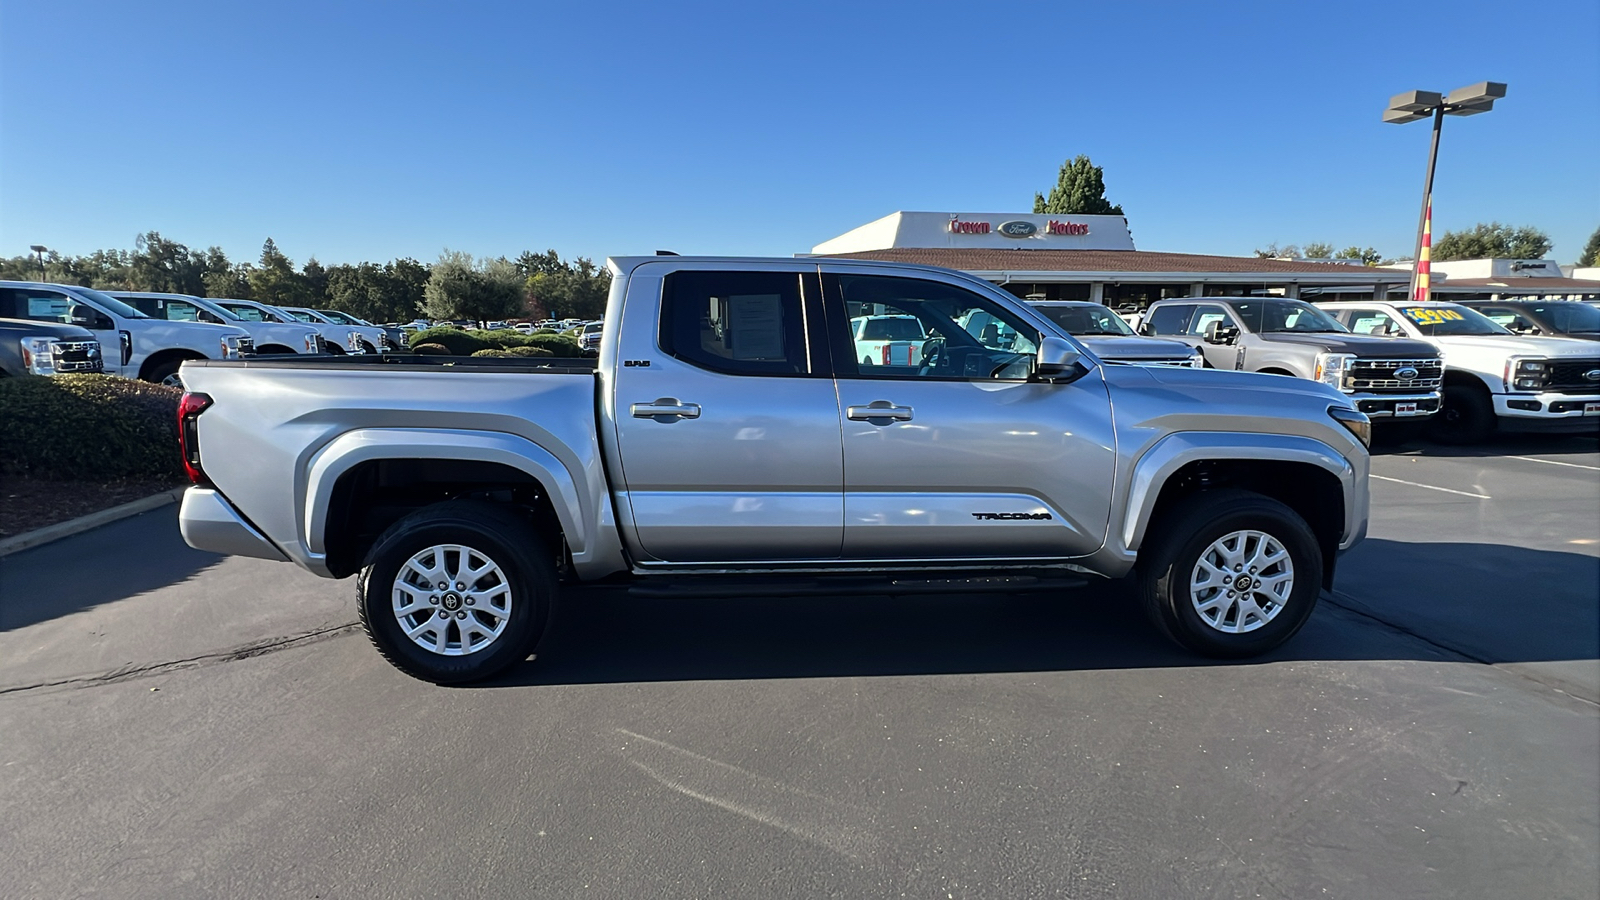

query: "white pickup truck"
xmin=0 ymin=281 xmax=252 ymax=385
xmin=176 ymin=256 xmax=1372 ymax=683
xmin=850 ymin=314 xmax=927 ymax=367
xmin=1319 ymin=301 xmax=1600 ymax=443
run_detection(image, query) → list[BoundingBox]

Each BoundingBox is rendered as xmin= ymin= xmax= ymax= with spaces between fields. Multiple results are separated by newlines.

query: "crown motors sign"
xmin=949 ymin=216 xmax=1089 ymax=237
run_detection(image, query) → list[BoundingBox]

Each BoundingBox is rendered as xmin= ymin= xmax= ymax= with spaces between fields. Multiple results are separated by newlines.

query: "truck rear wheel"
xmin=1139 ymin=490 xmax=1321 ymax=658
xmin=357 ymin=500 xmax=554 ymax=684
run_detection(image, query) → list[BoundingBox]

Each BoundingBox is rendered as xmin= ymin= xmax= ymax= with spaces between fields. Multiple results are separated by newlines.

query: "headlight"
xmin=1188 ymin=351 xmax=1205 ymax=368
xmin=304 ymin=332 xmax=320 ymax=353
xmin=347 ymin=332 xmax=362 ymax=352
xmin=1328 ymin=405 xmax=1371 ymax=448
xmin=1504 ymin=358 xmax=1549 ymax=392
xmin=1313 ymin=352 xmax=1354 ymax=391
xmin=220 ymin=335 xmax=244 ymax=360
xmin=21 ymin=337 xmax=56 ymax=374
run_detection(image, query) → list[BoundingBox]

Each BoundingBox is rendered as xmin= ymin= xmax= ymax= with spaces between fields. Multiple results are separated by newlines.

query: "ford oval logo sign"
xmin=998 ymin=220 xmax=1037 ymax=238
xmin=1585 ymin=369 xmax=1600 ymax=382
xmin=1395 ymin=366 xmax=1419 ymax=380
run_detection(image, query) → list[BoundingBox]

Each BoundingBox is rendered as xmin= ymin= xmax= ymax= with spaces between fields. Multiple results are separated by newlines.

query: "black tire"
xmin=144 ymin=357 xmax=187 ymax=387
xmin=325 ymin=344 xmax=346 ymax=355
xmin=359 ymin=340 xmax=378 ymax=354
xmin=1429 ymin=383 xmax=1496 ymax=445
xmin=357 ymin=500 xmax=555 ymax=684
xmin=1138 ymin=489 xmax=1322 ymax=658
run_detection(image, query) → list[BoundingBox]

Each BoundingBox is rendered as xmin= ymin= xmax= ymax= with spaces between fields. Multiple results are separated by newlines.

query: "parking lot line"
xmin=1369 ymin=474 xmax=1491 ymax=500
xmin=1506 ymin=456 xmax=1600 ymax=472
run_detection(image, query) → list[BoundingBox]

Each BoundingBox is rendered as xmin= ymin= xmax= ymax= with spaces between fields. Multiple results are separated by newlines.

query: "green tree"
xmin=1578 ymin=226 xmax=1600 ymax=267
xmin=521 ymin=251 xmax=611 ymax=321
xmin=1302 ymin=242 xmax=1334 ymax=259
xmin=421 ymin=251 xmax=523 ymax=325
xmin=301 ymin=257 xmax=330 ymax=307
xmin=1032 ymin=155 xmax=1124 ymax=216
xmin=249 ymin=238 xmax=306 ymax=306
xmin=1253 ymin=243 xmax=1301 ymax=259
xmin=130 ymin=231 xmax=208 ymax=294
xmin=1335 ymin=246 xmax=1383 ymax=266
xmin=1432 ymin=222 xmax=1553 ymax=261
xmin=325 ymin=258 xmax=431 ymax=323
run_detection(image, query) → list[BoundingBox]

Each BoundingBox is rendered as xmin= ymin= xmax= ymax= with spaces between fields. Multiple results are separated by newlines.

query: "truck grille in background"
xmin=1143 ymin=357 xmax=1199 ymax=368
xmin=1547 ymin=358 xmax=1600 ymax=393
xmin=314 ymin=335 xmax=328 ymax=353
xmin=51 ymin=341 xmax=104 ymax=373
xmin=1348 ymin=358 xmax=1443 ymax=392
xmin=238 ymin=338 xmax=256 ymax=356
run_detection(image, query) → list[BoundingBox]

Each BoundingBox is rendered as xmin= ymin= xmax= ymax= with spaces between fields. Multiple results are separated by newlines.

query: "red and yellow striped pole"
xmin=1414 ymin=201 xmax=1432 ymax=302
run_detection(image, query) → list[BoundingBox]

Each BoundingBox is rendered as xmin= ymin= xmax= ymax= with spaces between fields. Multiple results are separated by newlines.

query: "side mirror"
xmin=1204 ymin=321 xmax=1239 ymax=345
xmin=1035 ymin=336 xmax=1085 ymax=381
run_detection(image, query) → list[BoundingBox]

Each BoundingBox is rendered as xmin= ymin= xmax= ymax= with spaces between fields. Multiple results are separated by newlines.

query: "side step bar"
xmin=627 ymin=571 xmax=1091 ymax=600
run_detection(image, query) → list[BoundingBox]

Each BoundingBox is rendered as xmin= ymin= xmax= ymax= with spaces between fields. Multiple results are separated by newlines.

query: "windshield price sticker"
xmin=1401 ymin=307 xmax=1464 ymax=326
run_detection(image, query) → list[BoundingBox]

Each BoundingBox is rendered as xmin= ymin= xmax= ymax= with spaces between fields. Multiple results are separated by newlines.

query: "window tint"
xmin=1531 ymin=303 xmax=1600 ymax=333
xmin=0 ymin=288 xmax=92 ymax=324
xmin=660 ymin=271 xmax=811 ymax=376
xmin=1033 ymin=305 xmax=1134 ymax=335
xmin=833 ymin=274 xmax=1038 ymax=380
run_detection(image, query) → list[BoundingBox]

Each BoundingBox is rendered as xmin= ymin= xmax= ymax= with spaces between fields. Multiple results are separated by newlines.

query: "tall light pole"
xmin=1383 ymin=81 xmax=1506 ymax=302
xmin=29 ymin=244 xmax=50 ymax=280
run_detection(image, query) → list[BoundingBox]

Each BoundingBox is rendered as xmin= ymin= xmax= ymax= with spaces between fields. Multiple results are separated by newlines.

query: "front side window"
xmin=1229 ymin=300 xmax=1346 ymax=334
xmin=1142 ymin=304 xmax=1196 ymax=335
xmin=832 ymin=274 xmax=1038 ymax=380
xmin=1186 ymin=305 xmax=1234 ymax=336
xmin=219 ymin=303 xmax=268 ymax=322
xmin=1530 ymin=303 xmax=1600 ymax=334
xmin=1345 ymin=309 xmax=1408 ymax=336
xmin=660 ymin=270 xmax=812 ymax=376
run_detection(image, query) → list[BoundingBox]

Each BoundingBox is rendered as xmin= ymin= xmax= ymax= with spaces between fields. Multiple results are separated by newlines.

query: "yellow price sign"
xmin=1402 ymin=307 xmax=1464 ymax=326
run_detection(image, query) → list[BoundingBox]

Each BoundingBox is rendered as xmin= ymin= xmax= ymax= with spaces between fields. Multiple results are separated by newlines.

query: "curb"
xmin=0 ymin=489 xmax=186 ymax=558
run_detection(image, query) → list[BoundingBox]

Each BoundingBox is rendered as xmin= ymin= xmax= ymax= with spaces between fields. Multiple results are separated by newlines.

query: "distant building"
xmin=806 ymin=211 xmax=1407 ymax=313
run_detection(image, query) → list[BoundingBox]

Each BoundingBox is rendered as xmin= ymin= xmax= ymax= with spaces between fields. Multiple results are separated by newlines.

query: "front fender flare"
xmin=302 ymin=428 xmax=588 ymax=557
xmin=1122 ymin=431 xmax=1364 ymax=553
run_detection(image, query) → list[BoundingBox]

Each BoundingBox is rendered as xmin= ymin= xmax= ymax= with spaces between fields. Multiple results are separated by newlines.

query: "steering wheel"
xmin=919 ymin=337 xmax=947 ymax=375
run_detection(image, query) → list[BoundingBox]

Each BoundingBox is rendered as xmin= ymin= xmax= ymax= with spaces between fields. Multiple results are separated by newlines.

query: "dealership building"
xmin=808 ymin=211 xmax=1410 ymax=310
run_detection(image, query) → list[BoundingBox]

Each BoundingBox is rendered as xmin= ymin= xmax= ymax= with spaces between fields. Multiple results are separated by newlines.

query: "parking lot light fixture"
xmin=1384 ymin=82 xmax=1507 ymax=302
xmin=29 ymin=244 xmax=49 ymax=280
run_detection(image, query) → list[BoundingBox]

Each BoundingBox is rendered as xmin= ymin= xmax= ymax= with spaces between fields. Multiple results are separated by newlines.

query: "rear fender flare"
xmin=302 ymin=428 xmax=587 ymax=557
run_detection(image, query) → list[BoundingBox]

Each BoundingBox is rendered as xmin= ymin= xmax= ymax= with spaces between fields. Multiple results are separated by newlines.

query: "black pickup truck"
xmin=0 ymin=318 xmax=104 ymax=377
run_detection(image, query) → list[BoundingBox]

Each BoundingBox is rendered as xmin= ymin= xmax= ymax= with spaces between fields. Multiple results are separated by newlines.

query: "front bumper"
xmin=1493 ymin=392 xmax=1600 ymax=432
xmin=1348 ymin=390 xmax=1442 ymax=419
xmin=179 ymin=487 xmax=288 ymax=561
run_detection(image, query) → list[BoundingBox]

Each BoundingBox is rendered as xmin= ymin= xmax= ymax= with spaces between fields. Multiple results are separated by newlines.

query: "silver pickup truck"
xmin=176 ymin=257 xmax=1371 ymax=683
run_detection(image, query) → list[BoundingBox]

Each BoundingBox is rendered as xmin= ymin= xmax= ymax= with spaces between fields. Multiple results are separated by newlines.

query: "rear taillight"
xmin=178 ymin=392 xmax=214 ymax=486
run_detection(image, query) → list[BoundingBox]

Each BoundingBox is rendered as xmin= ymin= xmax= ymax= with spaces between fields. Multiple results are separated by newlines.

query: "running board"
xmin=626 ymin=571 xmax=1091 ymax=600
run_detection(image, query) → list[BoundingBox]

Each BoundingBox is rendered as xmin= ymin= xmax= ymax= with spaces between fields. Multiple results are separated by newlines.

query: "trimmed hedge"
xmin=0 ymin=375 xmax=184 ymax=480
xmin=411 ymin=342 xmax=451 ymax=355
xmin=410 ymin=326 xmax=582 ymax=357
xmin=470 ymin=349 xmax=516 ymax=358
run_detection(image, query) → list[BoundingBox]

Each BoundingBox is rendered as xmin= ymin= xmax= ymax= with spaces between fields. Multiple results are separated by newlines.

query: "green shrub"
xmin=409 ymin=327 xmax=492 ymax=355
xmin=507 ymin=346 xmax=553 ymax=357
xmin=0 ymin=375 xmax=184 ymax=480
xmin=411 ymin=342 xmax=451 ymax=355
xmin=469 ymin=349 xmax=516 ymax=358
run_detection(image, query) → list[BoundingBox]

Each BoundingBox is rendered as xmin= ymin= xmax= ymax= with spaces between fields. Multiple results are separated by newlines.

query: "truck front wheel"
xmin=1428 ymin=383 xmax=1495 ymax=445
xmin=1139 ymin=490 xmax=1322 ymax=658
xmin=357 ymin=500 xmax=554 ymax=684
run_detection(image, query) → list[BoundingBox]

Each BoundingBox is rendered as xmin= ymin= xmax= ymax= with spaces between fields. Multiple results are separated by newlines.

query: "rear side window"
xmin=1143 ymin=304 xmax=1195 ymax=335
xmin=660 ymin=271 xmax=811 ymax=376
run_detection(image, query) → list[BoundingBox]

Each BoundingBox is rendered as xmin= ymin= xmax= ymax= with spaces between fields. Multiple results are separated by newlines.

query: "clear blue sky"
xmin=3 ymin=0 xmax=1597 ymax=268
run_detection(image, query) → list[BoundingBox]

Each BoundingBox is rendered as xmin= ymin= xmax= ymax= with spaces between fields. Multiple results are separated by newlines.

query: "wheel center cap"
xmin=442 ymin=592 xmax=462 ymax=611
xmin=1233 ymin=575 xmax=1255 ymax=592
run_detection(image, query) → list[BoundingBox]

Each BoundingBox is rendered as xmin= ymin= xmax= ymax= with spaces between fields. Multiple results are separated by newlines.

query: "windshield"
xmin=1530 ymin=303 xmax=1600 ymax=333
xmin=1234 ymin=300 xmax=1347 ymax=334
xmin=281 ymin=309 xmax=325 ymax=324
xmin=1035 ymin=305 xmax=1135 ymax=335
xmin=582 ymin=322 xmax=602 ymax=334
xmin=318 ymin=309 xmax=365 ymax=325
xmin=218 ymin=302 xmax=278 ymax=323
xmin=68 ymin=287 xmax=149 ymax=319
xmin=1398 ymin=305 xmax=1510 ymax=336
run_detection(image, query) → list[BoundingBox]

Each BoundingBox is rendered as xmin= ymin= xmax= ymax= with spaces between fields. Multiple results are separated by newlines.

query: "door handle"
xmin=847 ymin=401 xmax=913 ymax=423
xmin=631 ymin=398 xmax=702 ymax=420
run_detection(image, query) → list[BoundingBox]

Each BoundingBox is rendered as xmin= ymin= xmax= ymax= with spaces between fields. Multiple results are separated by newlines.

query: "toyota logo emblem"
xmin=1395 ymin=366 xmax=1419 ymax=380
xmin=1584 ymin=369 xmax=1600 ymax=382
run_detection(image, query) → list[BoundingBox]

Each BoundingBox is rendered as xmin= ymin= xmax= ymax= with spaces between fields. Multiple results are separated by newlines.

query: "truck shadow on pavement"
xmin=483 ymin=538 xmax=1598 ymax=688
xmin=0 ymin=507 xmax=224 ymax=632
xmin=1370 ymin=430 xmax=1599 ymax=458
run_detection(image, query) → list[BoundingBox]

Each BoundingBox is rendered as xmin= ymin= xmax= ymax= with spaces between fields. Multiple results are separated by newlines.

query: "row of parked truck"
xmin=859 ymin=294 xmax=1596 ymax=444
xmin=0 ymin=281 xmax=404 ymax=382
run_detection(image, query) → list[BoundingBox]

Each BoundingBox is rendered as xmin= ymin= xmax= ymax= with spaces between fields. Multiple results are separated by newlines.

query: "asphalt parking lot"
xmin=2 ymin=433 xmax=1596 ymax=899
